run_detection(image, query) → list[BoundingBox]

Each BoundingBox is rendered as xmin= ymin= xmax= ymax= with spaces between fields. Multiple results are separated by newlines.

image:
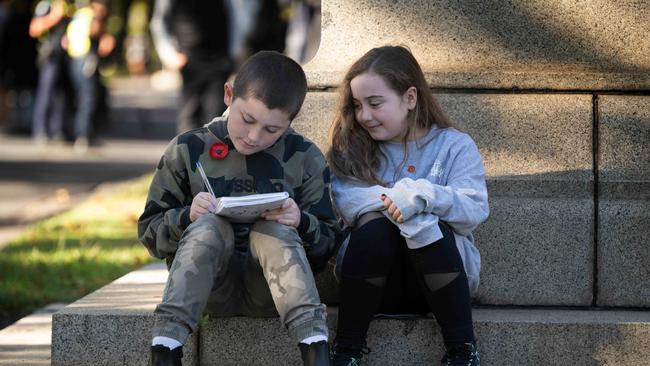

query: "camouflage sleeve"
xmin=294 ymin=146 xmax=339 ymax=270
xmin=137 ymin=138 xmax=192 ymax=259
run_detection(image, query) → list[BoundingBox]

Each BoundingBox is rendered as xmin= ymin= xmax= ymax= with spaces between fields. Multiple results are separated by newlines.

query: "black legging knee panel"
xmin=408 ymin=222 xmax=465 ymax=275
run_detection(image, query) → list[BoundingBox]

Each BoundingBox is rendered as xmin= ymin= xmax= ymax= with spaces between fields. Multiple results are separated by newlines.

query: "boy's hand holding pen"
xmin=190 ymin=162 xmax=218 ymax=222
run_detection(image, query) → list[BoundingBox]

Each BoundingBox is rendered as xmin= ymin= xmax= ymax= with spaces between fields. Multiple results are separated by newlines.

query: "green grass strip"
xmin=0 ymin=174 xmax=156 ymax=320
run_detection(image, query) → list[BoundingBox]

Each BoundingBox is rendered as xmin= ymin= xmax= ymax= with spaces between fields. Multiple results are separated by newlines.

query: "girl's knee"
xmin=349 ymin=215 xmax=400 ymax=251
xmin=340 ymin=217 xmax=402 ymax=277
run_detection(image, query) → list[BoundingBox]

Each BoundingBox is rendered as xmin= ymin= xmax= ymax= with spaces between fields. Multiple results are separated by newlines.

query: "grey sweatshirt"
xmin=331 ymin=125 xmax=489 ymax=293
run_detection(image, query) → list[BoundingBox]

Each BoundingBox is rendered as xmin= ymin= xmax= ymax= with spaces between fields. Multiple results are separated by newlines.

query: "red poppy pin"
xmin=209 ymin=142 xmax=229 ymax=159
xmin=407 ymin=165 xmax=416 ymax=173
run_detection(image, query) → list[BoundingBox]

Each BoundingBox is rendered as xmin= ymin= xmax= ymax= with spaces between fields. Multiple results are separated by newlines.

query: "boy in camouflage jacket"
xmin=138 ymin=51 xmax=337 ymax=366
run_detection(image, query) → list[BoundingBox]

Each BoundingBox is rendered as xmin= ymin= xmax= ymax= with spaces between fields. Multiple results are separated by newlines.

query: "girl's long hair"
xmin=326 ymin=45 xmax=452 ymax=185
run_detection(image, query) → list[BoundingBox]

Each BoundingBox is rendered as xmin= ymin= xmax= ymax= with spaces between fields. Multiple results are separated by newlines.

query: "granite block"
xmin=201 ymin=308 xmax=650 ymax=365
xmin=597 ymin=95 xmax=650 ymax=307
xmin=474 ymin=196 xmax=594 ymax=305
xmin=598 ymin=200 xmax=650 ymax=307
xmin=296 ymin=93 xmax=594 ymax=183
xmin=437 ymin=93 xmax=593 ymax=179
xmin=291 ymin=92 xmax=336 ymax=152
xmin=306 ymin=0 xmax=650 ymax=90
xmin=51 ymin=264 xmax=198 ymax=366
xmin=598 ymin=96 xmax=650 ymax=183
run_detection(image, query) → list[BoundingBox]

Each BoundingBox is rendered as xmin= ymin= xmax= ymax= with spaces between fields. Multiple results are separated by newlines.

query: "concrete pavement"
xmin=0 ymin=304 xmax=66 ymax=366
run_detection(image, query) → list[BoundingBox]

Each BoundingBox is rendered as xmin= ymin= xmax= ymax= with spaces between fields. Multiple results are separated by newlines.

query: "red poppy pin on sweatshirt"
xmin=209 ymin=142 xmax=229 ymax=159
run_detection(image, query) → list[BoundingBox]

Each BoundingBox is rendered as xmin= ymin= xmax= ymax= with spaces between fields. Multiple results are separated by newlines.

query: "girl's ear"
xmin=404 ymin=86 xmax=417 ymax=110
xmin=224 ymin=83 xmax=234 ymax=107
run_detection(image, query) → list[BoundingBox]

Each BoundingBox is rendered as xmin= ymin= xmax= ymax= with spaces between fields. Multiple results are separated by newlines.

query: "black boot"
xmin=441 ymin=342 xmax=480 ymax=366
xmin=151 ymin=345 xmax=183 ymax=366
xmin=298 ymin=340 xmax=331 ymax=366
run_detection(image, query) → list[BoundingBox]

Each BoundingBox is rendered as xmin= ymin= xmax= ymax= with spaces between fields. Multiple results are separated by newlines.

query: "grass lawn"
xmin=0 ymin=174 xmax=156 ymax=324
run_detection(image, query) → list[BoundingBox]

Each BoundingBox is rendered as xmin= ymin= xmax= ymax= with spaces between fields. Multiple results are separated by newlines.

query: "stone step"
xmin=52 ymin=264 xmax=650 ymax=365
xmin=52 ymin=264 xmax=200 ymax=366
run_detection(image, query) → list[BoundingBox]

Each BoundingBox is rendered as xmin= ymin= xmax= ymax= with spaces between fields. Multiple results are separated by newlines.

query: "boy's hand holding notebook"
xmin=196 ymin=162 xmax=289 ymax=223
xmin=213 ymin=192 xmax=290 ymax=223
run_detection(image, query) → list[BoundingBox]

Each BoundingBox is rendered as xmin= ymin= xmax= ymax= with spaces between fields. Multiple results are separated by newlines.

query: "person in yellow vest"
xmin=30 ymin=0 xmax=73 ymax=145
xmin=61 ymin=0 xmax=114 ymax=153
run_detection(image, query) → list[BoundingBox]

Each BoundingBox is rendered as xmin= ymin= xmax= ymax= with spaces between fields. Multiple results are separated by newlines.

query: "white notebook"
xmin=213 ymin=192 xmax=290 ymax=223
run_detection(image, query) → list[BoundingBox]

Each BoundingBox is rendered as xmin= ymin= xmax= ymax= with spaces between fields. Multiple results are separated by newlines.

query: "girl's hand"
xmin=190 ymin=192 xmax=217 ymax=222
xmin=261 ymin=198 xmax=301 ymax=227
xmin=381 ymin=194 xmax=404 ymax=223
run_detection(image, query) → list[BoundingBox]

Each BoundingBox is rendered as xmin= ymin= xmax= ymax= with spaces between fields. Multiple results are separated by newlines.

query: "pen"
xmin=195 ymin=161 xmax=216 ymax=199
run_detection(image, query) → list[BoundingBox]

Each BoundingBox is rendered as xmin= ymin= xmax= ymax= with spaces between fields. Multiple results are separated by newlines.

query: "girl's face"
xmin=350 ymin=72 xmax=416 ymax=142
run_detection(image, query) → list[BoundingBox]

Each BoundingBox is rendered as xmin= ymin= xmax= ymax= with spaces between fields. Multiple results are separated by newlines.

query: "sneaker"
xmin=298 ymin=340 xmax=331 ymax=366
xmin=441 ymin=343 xmax=480 ymax=366
xmin=331 ymin=346 xmax=369 ymax=366
xmin=151 ymin=345 xmax=183 ymax=366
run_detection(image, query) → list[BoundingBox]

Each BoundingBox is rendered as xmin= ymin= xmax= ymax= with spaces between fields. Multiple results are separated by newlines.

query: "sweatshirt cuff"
xmin=297 ymin=211 xmax=311 ymax=235
xmin=385 ymin=186 xmax=419 ymax=221
xmin=179 ymin=207 xmax=191 ymax=230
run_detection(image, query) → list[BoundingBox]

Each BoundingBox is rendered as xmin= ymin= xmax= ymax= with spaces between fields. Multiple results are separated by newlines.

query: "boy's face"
xmin=224 ymin=84 xmax=291 ymax=155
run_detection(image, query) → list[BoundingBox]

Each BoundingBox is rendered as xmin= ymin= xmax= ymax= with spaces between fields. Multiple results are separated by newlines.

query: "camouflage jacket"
xmin=137 ymin=116 xmax=338 ymax=270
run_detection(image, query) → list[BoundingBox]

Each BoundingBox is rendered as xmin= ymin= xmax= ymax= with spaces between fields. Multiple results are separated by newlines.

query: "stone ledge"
xmin=51 ymin=265 xmax=650 ymax=365
xmin=306 ymin=69 xmax=650 ymax=91
xmin=306 ymin=0 xmax=650 ymax=90
xmin=203 ymin=308 xmax=650 ymax=365
xmin=51 ymin=264 xmax=199 ymax=366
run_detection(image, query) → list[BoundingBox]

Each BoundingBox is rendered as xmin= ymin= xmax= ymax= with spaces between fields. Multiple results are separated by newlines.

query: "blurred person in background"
xmin=62 ymin=0 xmax=115 ymax=153
xmin=283 ymin=0 xmax=319 ymax=64
xmin=150 ymin=0 xmax=232 ymax=134
xmin=227 ymin=0 xmax=319 ymax=65
xmin=0 ymin=0 xmax=10 ymax=125
xmin=0 ymin=0 xmax=39 ymax=133
xmin=239 ymin=0 xmax=287 ymax=59
xmin=149 ymin=0 xmax=320 ymax=134
xmin=124 ymin=0 xmax=150 ymax=75
xmin=30 ymin=0 xmax=73 ymax=146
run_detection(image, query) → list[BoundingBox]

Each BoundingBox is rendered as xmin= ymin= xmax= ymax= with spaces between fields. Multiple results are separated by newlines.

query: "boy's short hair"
xmin=232 ymin=51 xmax=307 ymax=120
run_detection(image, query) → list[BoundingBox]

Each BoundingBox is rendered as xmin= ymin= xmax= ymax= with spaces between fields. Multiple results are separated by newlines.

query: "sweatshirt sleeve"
xmin=137 ymin=138 xmax=193 ymax=259
xmin=330 ymin=174 xmax=386 ymax=227
xmin=331 ymin=174 xmax=444 ymax=247
xmin=294 ymin=147 xmax=339 ymax=260
xmin=386 ymin=136 xmax=489 ymax=236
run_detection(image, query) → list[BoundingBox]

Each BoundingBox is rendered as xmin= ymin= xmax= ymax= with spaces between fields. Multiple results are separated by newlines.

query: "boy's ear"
xmin=405 ymin=86 xmax=417 ymax=110
xmin=224 ymin=83 xmax=234 ymax=107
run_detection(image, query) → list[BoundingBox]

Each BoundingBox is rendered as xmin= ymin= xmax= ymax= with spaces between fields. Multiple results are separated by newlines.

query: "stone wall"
xmin=293 ymin=0 xmax=650 ymax=308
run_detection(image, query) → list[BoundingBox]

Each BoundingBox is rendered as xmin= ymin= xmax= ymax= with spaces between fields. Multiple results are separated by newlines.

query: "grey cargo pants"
xmin=152 ymin=214 xmax=328 ymax=344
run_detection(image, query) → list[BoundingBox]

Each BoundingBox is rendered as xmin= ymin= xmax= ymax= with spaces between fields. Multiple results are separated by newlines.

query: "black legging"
xmin=335 ymin=217 xmax=474 ymax=350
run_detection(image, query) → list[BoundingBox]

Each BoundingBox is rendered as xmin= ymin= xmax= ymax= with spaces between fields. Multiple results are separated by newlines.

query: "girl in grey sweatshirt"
xmin=326 ymin=46 xmax=488 ymax=366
